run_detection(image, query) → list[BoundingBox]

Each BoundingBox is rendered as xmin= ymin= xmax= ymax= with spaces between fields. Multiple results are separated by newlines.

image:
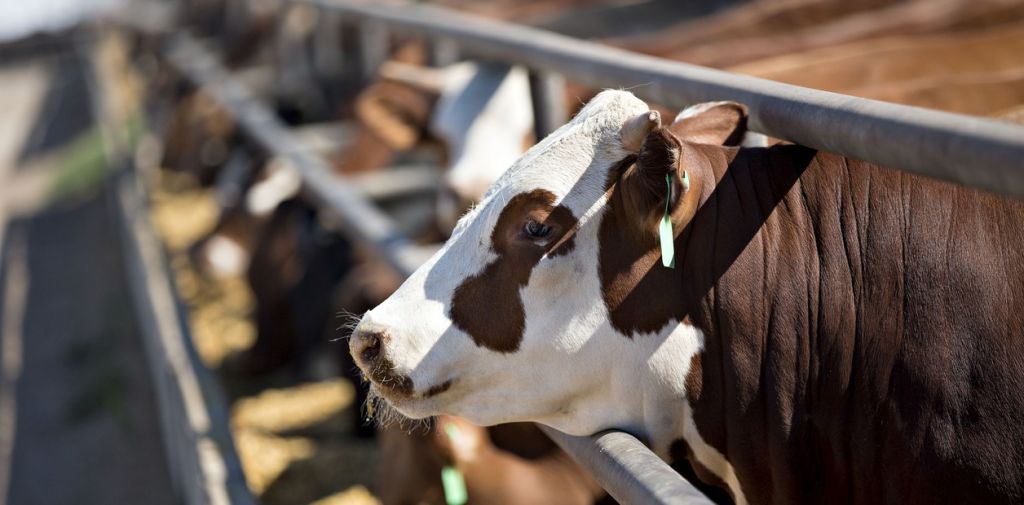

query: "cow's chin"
xmin=367 ymin=374 xmax=460 ymax=420
xmin=367 ymin=383 xmax=440 ymax=421
xmin=368 ymin=383 xmax=498 ymax=427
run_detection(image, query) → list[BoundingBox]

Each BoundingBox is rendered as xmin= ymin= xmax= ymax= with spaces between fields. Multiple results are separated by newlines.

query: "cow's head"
xmin=352 ymin=90 xmax=748 ymax=438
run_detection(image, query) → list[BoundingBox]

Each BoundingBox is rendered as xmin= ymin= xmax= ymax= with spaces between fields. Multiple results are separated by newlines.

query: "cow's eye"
xmin=523 ymin=219 xmax=552 ymax=239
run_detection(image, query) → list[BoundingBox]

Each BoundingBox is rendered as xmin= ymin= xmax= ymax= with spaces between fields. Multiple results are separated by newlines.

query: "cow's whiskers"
xmin=365 ymin=386 xmax=433 ymax=433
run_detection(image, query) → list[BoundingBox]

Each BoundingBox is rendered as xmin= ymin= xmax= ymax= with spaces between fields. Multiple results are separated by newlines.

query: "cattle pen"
xmin=107 ymin=0 xmax=1024 ymax=504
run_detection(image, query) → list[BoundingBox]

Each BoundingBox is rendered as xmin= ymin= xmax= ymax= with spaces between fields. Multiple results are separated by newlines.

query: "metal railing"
xmin=115 ymin=168 xmax=256 ymax=505
xmin=304 ymin=0 xmax=1024 ymax=201
xmin=84 ymin=35 xmax=253 ymax=505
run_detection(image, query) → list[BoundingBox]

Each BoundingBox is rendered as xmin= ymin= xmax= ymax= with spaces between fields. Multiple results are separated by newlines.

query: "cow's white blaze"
xmin=358 ymin=90 xmax=740 ymax=496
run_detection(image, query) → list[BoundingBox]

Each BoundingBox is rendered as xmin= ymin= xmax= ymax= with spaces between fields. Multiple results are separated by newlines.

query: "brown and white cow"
xmin=351 ymin=90 xmax=1024 ymax=504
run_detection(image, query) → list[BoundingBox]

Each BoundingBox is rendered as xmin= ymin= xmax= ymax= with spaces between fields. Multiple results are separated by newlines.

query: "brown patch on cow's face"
xmin=423 ymin=379 xmax=453 ymax=399
xmin=450 ymin=190 xmax=578 ymax=353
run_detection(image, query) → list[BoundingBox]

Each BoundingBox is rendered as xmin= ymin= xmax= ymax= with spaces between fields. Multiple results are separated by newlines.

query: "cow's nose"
xmin=350 ymin=329 xmax=386 ymax=366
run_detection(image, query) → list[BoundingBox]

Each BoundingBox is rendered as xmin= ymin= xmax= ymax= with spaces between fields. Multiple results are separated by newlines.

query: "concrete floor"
xmin=0 ymin=49 xmax=175 ymax=505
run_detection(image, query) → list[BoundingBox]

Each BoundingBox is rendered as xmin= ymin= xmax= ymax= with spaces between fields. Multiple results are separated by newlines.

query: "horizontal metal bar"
xmin=161 ymin=32 xmax=709 ymax=504
xmin=346 ymin=164 xmax=439 ymax=200
xmin=540 ymin=427 xmax=715 ymax=505
xmin=304 ymin=0 xmax=1024 ymax=200
xmin=165 ymin=34 xmax=423 ymax=276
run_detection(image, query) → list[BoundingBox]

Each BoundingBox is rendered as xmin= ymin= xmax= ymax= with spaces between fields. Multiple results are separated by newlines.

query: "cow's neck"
xmin=601 ymin=142 xmax=823 ymax=492
xmin=650 ymin=142 xmax=822 ymax=502
xmin=673 ymin=143 xmax=884 ymax=504
xmin=679 ymin=141 xmax=820 ymax=334
xmin=607 ymin=141 xmax=1024 ymax=504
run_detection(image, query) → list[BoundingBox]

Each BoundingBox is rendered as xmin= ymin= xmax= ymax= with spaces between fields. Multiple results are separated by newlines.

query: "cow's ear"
xmin=621 ymin=110 xmax=661 ymax=151
xmin=635 ymin=126 xmax=686 ymax=203
xmin=668 ymin=101 xmax=749 ymax=146
xmin=617 ymin=113 xmax=693 ymax=229
xmin=619 ymin=111 xmax=677 ymax=201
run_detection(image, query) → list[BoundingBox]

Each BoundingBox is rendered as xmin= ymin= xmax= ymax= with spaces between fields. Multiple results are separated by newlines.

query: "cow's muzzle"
xmin=350 ymin=329 xmax=414 ymax=397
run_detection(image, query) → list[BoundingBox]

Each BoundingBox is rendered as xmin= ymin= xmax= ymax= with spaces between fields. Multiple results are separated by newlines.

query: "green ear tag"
xmin=441 ymin=466 xmax=468 ymax=505
xmin=659 ymin=173 xmax=676 ymax=268
xmin=441 ymin=423 xmax=467 ymax=505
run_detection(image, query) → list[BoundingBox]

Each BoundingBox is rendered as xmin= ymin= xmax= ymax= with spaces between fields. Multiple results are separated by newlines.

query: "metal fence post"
xmin=358 ymin=20 xmax=389 ymax=84
xmin=527 ymin=70 xmax=566 ymax=140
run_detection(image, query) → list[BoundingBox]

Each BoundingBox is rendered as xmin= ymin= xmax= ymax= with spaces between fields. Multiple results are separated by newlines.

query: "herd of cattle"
xmin=146 ymin=0 xmax=1024 ymax=503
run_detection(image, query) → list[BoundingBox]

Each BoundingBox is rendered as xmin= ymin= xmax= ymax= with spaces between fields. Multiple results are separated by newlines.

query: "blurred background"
xmin=0 ymin=0 xmax=1021 ymax=504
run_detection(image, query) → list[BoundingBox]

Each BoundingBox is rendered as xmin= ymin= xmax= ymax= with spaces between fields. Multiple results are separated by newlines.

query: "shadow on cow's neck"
xmin=683 ymin=144 xmax=816 ymax=325
xmin=600 ymin=143 xmax=817 ymax=338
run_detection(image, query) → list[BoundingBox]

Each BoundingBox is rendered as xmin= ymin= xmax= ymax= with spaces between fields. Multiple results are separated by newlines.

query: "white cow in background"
xmin=429 ymin=62 xmax=534 ymax=229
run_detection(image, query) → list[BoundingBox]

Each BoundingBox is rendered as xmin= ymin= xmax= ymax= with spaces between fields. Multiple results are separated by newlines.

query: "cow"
xmin=428 ymin=63 xmax=535 ymax=230
xmin=350 ymin=90 xmax=1024 ymax=504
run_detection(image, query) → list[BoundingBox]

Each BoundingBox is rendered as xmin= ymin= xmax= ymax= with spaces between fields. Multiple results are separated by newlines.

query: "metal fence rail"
xmin=116 ymin=170 xmax=256 ymax=505
xmin=166 ymin=37 xmax=435 ymax=276
xmin=88 ymin=36 xmax=253 ymax=505
xmin=304 ymin=0 xmax=1024 ymax=200
xmin=162 ymin=33 xmax=715 ymax=505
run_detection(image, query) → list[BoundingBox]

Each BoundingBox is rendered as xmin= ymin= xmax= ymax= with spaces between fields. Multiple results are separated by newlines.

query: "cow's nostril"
xmin=350 ymin=328 xmax=413 ymax=397
xmin=361 ymin=333 xmax=381 ymax=363
xmin=353 ymin=330 xmax=387 ymax=365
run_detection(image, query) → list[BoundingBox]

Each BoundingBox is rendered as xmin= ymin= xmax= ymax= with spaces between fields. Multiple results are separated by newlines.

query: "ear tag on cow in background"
xmin=442 ymin=424 xmax=468 ymax=505
xmin=442 ymin=467 xmax=468 ymax=503
xmin=441 ymin=466 xmax=468 ymax=505
xmin=659 ymin=173 xmax=676 ymax=269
